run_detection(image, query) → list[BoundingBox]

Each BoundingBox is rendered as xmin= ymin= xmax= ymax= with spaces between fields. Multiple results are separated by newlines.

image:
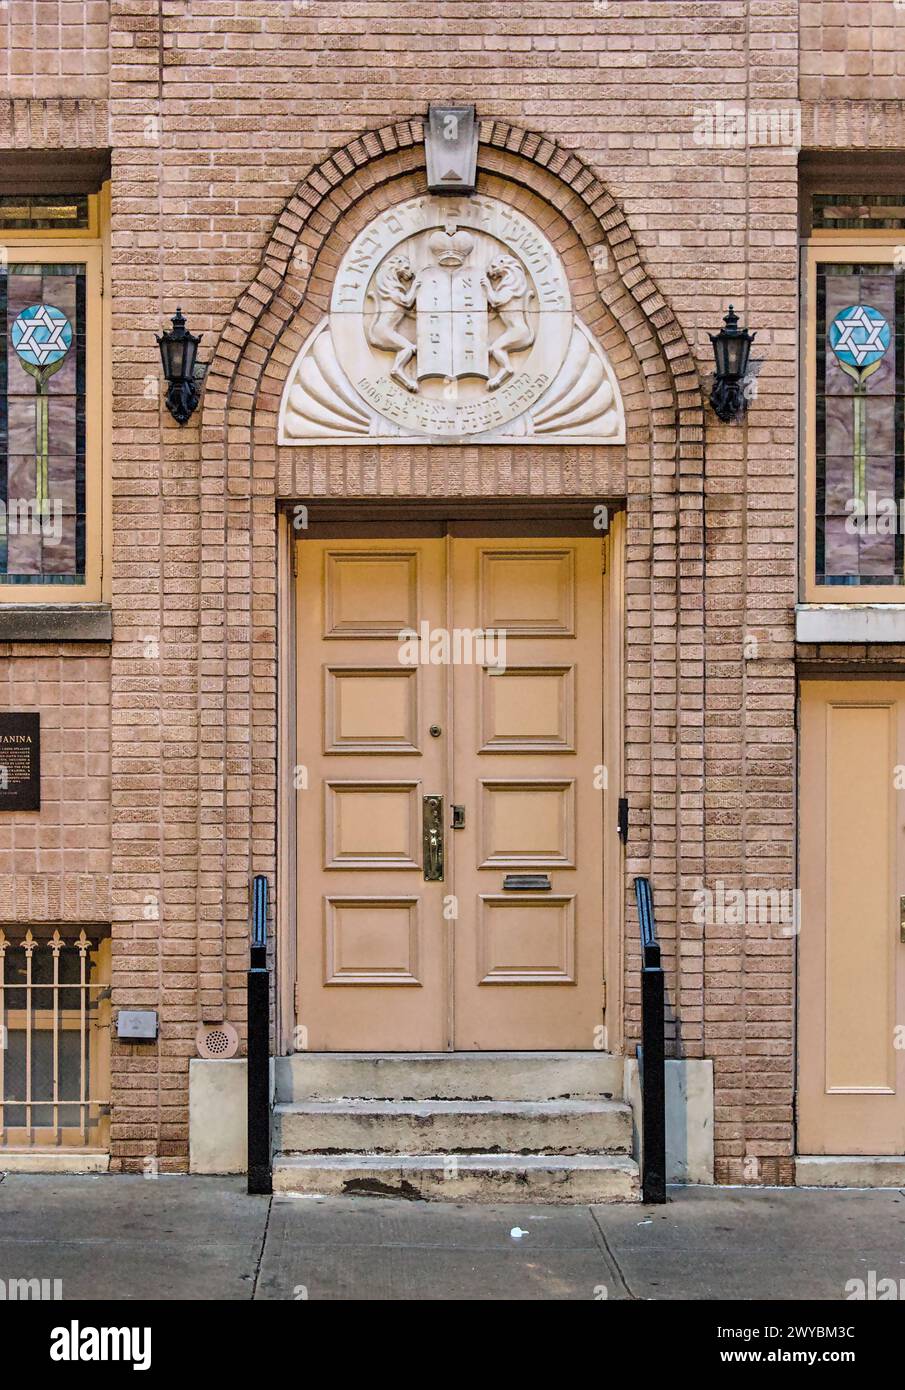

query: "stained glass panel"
xmin=815 ymin=262 xmax=904 ymax=586
xmin=0 ymin=196 xmax=89 ymax=231
xmin=0 ymin=263 xmax=86 ymax=584
xmin=812 ymin=194 xmax=905 ymax=232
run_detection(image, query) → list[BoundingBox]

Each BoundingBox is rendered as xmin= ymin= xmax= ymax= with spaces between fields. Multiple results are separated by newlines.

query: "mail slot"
xmin=502 ymin=873 xmax=551 ymax=892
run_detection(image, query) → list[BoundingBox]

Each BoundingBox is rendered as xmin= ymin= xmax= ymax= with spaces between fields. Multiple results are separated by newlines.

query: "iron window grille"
xmin=0 ymin=925 xmax=111 ymax=1149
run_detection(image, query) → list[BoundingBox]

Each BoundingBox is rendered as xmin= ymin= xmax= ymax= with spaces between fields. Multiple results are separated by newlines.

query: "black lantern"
xmin=709 ymin=304 xmax=755 ymax=423
xmin=156 ymin=308 xmax=201 ymax=424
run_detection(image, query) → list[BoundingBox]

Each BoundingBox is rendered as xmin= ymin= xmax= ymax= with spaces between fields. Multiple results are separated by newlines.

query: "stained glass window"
xmin=0 ymin=196 xmax=89 ymax=231
xmin=0 ymin=263 xmax=86 ymax=584
xmin=812 ymin=195 xmax=905 ymax=232
xmin=815 ymin=262 xmax=904 ymax=586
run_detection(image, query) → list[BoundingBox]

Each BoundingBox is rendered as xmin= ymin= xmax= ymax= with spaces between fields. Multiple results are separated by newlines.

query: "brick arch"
xmin=203 ymin=118 xmax=703 ymax=445
xmin=195 ymin=119 xmax=704 ymax=1067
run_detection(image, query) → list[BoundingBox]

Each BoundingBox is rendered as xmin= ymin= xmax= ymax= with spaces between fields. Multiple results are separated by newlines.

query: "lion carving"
xmin=481 ymin=254 xmax=536 ymax=390
xmin=365 ymin=255 xmax=419 ymax=392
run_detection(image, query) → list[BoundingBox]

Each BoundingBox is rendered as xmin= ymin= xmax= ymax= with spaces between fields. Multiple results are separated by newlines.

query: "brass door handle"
xmin=423 ymin=795 xmax=444 ymax=881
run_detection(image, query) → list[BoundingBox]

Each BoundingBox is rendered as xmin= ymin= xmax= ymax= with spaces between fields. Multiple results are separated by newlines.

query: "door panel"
xmin=451 ymin=538 xmax=604 ymax=1048
xmin=478 ymin=547 xmax=576 ymax=634
xmin=296 ymin=534 xmax=606 ymax=1051
xmin=325 ymin=666 xmax=420 ymax=753
xmin=479 ymin=665 xmax=575 ymax=751
xmin=478 ymin=779 xmax=575 ymax=866
xmin=324 ymin=549 xmax=420 ymax=636
xmin=324 ymin=780 xmax=421 ymax=868
xmin=297 ymin=539 xmax=448 ymax=1049
xmin=476 ymin=894 xmax=576 ymax=985
xmin=799 ymin=681 xmax=905 ymax=1153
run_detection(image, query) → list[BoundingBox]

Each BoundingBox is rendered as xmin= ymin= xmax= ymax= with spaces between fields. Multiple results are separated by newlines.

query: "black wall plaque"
xmin=0 ymin=713 xmax=40 ymax=811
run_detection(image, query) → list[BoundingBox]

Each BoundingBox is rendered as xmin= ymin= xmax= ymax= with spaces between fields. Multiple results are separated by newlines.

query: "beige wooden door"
xmin=799 ymin=681 xmax=905 ymax=1154
xmin=450 ymin=538 xmax=605 ymax=1047
xmin=296 ymin=538 xmax=448 ymax=1049
xmin=296 ymin=534 xmax=606 ymax=1051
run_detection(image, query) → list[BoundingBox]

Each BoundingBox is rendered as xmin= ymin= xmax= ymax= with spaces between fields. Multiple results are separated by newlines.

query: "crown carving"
xmin=428 ymin=224 xmax=475 ymax=267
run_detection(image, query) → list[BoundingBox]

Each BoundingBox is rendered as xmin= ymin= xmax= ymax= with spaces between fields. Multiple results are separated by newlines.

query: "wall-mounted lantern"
xmin=156 ymin=308 xmax=201 ymax=424
xmin=709 ymin=304 xmax=755 ymax=423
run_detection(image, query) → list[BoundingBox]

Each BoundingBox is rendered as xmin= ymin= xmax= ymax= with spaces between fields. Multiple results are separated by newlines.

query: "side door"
xmin=799 ymin=680 xmax=905 ymax=1153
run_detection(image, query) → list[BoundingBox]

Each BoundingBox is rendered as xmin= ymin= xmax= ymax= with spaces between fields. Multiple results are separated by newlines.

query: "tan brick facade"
xmin=0 ymin=1 xmax=901 ymax=1179
xmin=0 ymin=646 xmax=109 ymax=883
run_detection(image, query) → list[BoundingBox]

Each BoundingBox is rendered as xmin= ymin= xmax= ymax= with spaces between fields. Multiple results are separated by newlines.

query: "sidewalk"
xmin=1 ymin=1174 xmax=903 ymax=1301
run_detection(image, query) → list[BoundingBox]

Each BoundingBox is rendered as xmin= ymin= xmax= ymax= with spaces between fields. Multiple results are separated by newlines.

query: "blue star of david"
xmin=10 ymin=303 xmax=73 ymax=368
xmin=829 ymin=304 xmax=891 ymax=370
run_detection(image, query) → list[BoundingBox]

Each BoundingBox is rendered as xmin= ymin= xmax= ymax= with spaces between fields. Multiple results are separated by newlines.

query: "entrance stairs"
xmin=272 ymin=1052 xmax=639 ymax=1202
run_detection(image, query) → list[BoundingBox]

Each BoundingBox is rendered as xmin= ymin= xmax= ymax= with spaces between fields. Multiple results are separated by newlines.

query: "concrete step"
xmin=273 ymin=1152 xmax=639 ymax=1203
xmin=274 ymin=1097 xmax=632 ymax=1156
xmin=274 ymin=1052 xmax=624 ymax=1104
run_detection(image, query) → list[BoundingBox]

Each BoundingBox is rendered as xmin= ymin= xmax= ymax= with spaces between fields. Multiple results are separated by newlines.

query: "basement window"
xmin=0 ymin=926 xmax=111 ymax=1150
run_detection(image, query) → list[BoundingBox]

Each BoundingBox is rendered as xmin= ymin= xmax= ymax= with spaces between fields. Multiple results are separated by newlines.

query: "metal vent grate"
xmin=196 ymin=1022 xmax=238 ymax=1060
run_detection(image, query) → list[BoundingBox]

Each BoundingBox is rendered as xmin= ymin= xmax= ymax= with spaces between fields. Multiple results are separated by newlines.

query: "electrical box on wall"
xmin=116 ymin=1010 xmax=158 ymax=1041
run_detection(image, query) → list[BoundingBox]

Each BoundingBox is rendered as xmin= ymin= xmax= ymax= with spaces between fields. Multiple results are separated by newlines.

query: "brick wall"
xmin=800 ymin=0 xmax=905 ymax=100
xmin=0 ymin=0 xmax=894 ymax=1180
xmin=0 ymin=0 xmax=109 ymax=99
xmin=0 ymin=644 xmax=110 ymax=932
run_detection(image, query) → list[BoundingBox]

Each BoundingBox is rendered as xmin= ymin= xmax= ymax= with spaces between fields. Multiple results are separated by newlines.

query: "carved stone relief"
xmin=278 ymin=194 xmax=625 ymax=446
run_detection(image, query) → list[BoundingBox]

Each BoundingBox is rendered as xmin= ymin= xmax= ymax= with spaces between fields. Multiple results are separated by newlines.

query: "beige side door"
xmin=450 ymin=538 xmax=605 ymax=1048
xmin=799 ymin=681 xmax=905 ymax=1154
xmin=296 ymin=538 xmax=449 ymax=1049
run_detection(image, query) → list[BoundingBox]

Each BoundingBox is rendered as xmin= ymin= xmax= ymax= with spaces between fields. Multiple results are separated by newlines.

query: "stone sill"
xmin=0 ymin=604 xmax=112 ymax=642
xmin=796 ymin=603 xmax=905 ymax=645
xmin=0 ymin=1149 xmax=109 ymax=1174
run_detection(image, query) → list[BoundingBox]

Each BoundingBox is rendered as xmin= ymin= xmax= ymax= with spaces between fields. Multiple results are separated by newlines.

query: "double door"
xmin=296 ymin=533 xmax=606 ymax=1050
